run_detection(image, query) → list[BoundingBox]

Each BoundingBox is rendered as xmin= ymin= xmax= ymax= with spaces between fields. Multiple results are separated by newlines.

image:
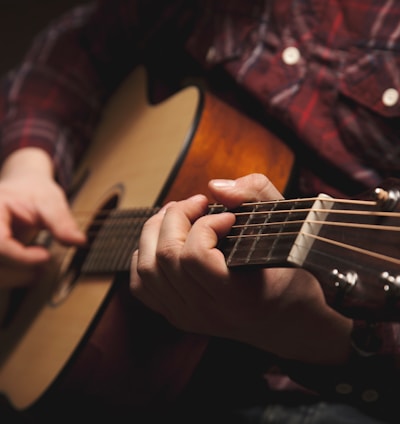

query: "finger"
xmin=130 ymin=249 xmax=166 ymax=315
xmin=134 ymin=201 xmax=177 ymax=284
xmin=38 ymin=196 xmax=86 ymax=246
xmin=0 ymin=215 xmax=50 ymax=264
xmin=140 ymin=195 xmax=209 ymax=310
xmin=131 ymin=201 xmax=182 ymax=316
xmin=182 ymin=212 xmax=235 ymax=283
xmin=0 ymin=238 xmax=50 ymax=265
xmin=0 ymin=207 xmax=50 ymax=265
xmin=155 ymin=194 xmax=209 ymax=272
xmin=208 ymin=173 xmax=283 ymax=208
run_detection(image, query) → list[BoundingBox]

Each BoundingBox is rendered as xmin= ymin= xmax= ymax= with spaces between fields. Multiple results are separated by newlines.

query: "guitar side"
xmin=0 ymin=67 xmax=294 ymax=415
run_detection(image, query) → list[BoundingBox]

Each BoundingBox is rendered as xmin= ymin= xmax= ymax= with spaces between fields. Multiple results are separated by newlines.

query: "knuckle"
xmin=156 ymin=240 xmax=179 ymax=265
xmin=136 ymin=255 xmax=155 ymax=279
xmin=247 ymin=173 xmax=281 ymax=200
xmin=249 ymin=172 xmax=270 ymax=191
xmin=180 ymin=246 xmax=198 ymax=269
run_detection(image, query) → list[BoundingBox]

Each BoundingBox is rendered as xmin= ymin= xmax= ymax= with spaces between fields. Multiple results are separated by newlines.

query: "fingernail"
xmin=159 ymin=201 xmax=176 ymax=214
xmin=210 ymin=179 xmax=236 ymax=188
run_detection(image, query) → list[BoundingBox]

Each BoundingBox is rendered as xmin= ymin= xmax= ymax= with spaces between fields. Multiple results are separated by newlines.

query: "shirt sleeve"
xmin=0 ymin=3 xmax=103 ymax=190
xmin=0 ymin=0 xmax=196 ymax=190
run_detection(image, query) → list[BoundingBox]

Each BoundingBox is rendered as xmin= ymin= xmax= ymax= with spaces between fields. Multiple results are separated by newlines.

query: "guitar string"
xmin=231 ymin=219 xmax=400 ymax=232
xmin=66 ymin=218 xmax=400 ymax=268
xmin=75 ymin=216 xmax=400 ymax=265
xmin=69 ymin=196 xmax=378 ymax=218
xmin=70 ymin=195 xmax=400 ymax=222
xmin=72 ymin=207 xmax=400 ymax=237
xmin=226 ymin=198 xmax=400 ymax=265
xmin=226 ymin=231 xmax=400 ymax=266
xmin=49 ymin=195 xmax=400 ymax=273
xmin=71 ymin=206 xmax=400 ymax=226
xmin=77 ymin=226 xmax=400 ymax=270
xmin=66 ymin=195 xmax=400 ymax=248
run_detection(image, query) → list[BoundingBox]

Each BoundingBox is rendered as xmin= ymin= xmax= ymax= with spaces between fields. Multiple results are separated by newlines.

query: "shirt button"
xmin=206 ymin=46 xmax=217 ymax=63
xmin=335 ymin=383 xmax=353 ymax=395
xmin=382 ymin=88 xmax=399 ymax=107
xmin=282 ymin=46 xmax=301 ymax=65
xmin=361 ymin=389 xmax=379 ymax=403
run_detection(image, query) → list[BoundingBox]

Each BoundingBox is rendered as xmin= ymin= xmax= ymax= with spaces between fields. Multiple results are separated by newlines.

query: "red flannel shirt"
xmin=1 ymin=0 xmax=400 ymax=420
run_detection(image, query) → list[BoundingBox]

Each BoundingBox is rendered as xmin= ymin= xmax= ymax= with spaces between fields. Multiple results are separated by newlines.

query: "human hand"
xmin=0 ymin=148 xmax=86 ymax=287
xmin=130 ymin=173 xmax=352 ymax=365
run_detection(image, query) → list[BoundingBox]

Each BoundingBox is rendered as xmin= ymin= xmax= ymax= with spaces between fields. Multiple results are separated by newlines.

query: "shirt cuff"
xmin=280 ymin=320 xmax=398 ymax=421
xmin=1 ymin=116 xmax=74 ymax=189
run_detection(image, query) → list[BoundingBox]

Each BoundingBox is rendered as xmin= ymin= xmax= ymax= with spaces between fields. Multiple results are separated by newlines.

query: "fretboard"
xmin=79 ymin=195 xmax=334 ymax=275
xmin=81 ymin=207 xmax=159 ymax=274
xmin=215 ymin=196 xmax=327 ymax=268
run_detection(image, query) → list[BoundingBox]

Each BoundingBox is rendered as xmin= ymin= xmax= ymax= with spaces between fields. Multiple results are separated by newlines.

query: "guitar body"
xmin=0 ymin=67 xmax=294 ymax=420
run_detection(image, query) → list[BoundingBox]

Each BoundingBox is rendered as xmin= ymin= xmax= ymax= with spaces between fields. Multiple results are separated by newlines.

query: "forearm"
xmin=280 ymin=302 xmax=353 ymax=366
xmin=0 ymin=2 xmax=108 ymax=190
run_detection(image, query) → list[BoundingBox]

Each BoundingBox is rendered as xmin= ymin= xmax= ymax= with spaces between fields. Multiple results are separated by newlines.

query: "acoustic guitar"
xmin=0 ymin=67 xmax=294 ymax=418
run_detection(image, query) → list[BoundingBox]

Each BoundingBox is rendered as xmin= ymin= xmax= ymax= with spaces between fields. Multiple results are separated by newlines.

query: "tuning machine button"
xmin=380 ymin=272 xmax=400 ymax=298
xmin=374 ymin=187 xmax=400 ymax=211
xmin=331 ymin=269 xmax=358 ymax=293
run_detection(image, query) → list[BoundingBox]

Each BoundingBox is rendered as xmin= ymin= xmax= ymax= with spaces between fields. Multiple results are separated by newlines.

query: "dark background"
xmin=0 ymin=0 xmax=87 ymax=76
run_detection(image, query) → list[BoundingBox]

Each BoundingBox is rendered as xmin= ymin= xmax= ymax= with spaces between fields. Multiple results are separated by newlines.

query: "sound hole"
xmin=0 ymin=289 xmax=28 ymax=330
xmin=50 ymin=195 xmax=119 ymax=306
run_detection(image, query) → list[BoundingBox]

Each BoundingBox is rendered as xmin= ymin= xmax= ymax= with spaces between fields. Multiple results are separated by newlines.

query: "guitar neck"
xmin=80 ymin=180 xmax=400 ymax=322
xmin=82 ymin=207 xmax=159 ymax=274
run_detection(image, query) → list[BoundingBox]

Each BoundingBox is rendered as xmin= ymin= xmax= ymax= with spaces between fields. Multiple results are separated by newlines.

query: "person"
xmin=0 ymin=0 xmax=399 ymax=422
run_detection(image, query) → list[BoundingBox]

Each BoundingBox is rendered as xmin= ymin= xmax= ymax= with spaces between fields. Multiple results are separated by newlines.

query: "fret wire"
xmin=225 ymin=198 xmax=312 ymax=266
xmin=246 ymin=202 xmax=274 ymax=264
xmin=113 ymin=209 xmax=137 ymax=271
xmin=226 ymin=203 xmax=255 ymax=265
xmin=266 ymin=199 xmax=300 ymax=263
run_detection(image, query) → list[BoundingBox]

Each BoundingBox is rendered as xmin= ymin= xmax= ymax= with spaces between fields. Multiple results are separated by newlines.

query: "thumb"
xmin=208 ymin=173 xmax=283 ymax=208
xmin=40 ymin=197 xmax=86 ymax=245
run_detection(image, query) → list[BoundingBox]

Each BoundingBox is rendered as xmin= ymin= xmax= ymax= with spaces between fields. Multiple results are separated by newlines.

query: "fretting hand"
xmin=130 ymin=173 xmax=353 ymax=365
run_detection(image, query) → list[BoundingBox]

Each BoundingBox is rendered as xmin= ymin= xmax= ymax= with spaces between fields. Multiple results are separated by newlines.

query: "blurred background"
xmin=0 ymin=0 xmax=86 ymax=76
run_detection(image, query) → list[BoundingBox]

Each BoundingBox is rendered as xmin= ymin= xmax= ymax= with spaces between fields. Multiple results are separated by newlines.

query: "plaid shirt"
xmin=1 ymin=0 xmax=400 ymax=418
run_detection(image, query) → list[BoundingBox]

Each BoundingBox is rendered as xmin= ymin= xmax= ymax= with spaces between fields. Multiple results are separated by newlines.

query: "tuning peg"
xmin=380 ymin=271 xmax=400 ymax=298
xmin=374 ymin=187 xmax=400 ymax=211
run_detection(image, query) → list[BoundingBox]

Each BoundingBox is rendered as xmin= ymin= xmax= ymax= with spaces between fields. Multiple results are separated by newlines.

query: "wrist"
xmin=0 ymin=147 xmax=54 ymax=180
xmin=288 ymin=307 xmax=353 ymax=365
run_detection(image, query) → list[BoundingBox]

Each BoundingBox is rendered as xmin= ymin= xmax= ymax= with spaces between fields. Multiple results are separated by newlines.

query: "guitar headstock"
xmin=302 ymin=178 xmax=400 ymax=321
xmin=218 ymin=178 xmax=400 ymax=322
